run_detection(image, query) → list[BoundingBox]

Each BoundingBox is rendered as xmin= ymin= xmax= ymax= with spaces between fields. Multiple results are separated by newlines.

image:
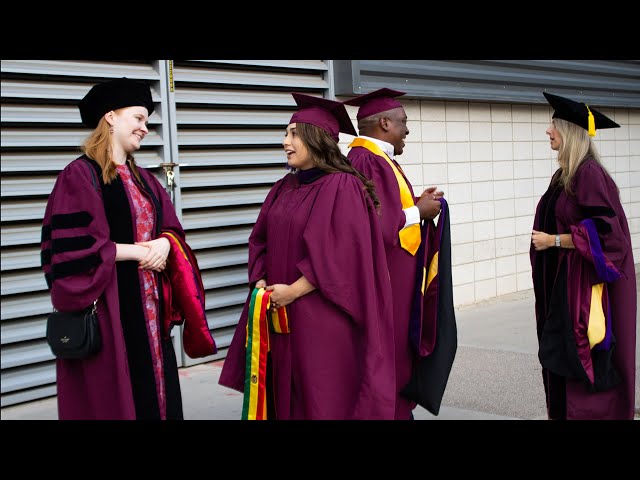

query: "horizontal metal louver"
xmin=2 ymin=316 xmax=48 ymax=343
xmin=1 ymin=363 xmax=56 ymax=399
xmin=2 ymin=292 xmax=52 ymax=320
xmin=182 ymin=187 xmax=271 ymax=209
xmin=1 ymin=151 xmax=162 ymax=173
xmin=1 ymin=128 xmax=164 ymax=148
xmin=1 ymin=60 xmax=159 ymax=80
xmin=1 ymin=223 xmax=44 ymax=245
xmin=334 ymin=60 xmax=640 ymax=107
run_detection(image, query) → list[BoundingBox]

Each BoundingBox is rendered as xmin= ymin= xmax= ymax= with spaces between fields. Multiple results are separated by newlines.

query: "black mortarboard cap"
xmin=79 ymin=77 xmax=155 ymax=128
xmin=543 ymin=91 xmax=619 ymax=137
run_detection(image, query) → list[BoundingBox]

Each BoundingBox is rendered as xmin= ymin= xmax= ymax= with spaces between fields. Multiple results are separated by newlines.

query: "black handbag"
xmin=46 ymin=299 xmax=101 ymax=359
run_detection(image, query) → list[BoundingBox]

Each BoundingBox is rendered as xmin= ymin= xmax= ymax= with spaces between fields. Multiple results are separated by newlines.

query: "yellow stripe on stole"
xmin=247 ymin=289 xmax=265 ymax=418
xmin=162 ymin=232 xmax=188 ymax=260
xmin=266 ymin=294 xmax=280 ymax=333
xmin=266 ymin=294 xmax=290 ymax=334
xmin=587 ymin=283 xmax=606 ymax=349
xmin=349 ymin=137 xmax=421 ymax=255
xmin=271 ymin=310 xmax=283 ymax=333
xmin=426 ymin=252 xmax=439 ymax=291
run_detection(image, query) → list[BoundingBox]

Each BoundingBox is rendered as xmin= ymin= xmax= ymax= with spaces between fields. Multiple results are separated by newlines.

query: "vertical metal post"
xmin=158 ymin=59 xmax=185 ymax=367
xmin=158 ymin=59 xmax=184 ymax=222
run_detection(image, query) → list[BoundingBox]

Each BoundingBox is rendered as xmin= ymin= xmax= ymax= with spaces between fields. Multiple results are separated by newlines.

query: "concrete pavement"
xmin=2 ymin=279 xmax=638 ymax=420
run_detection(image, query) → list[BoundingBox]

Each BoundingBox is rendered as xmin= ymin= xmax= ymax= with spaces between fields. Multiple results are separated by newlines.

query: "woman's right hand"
xmin=115 ymin=243 xmax=150 ymax=263
xmin=531 ymin=230 xmax=553 ymax=251
xmin=255 ymin=279 xmax=267 ymax=289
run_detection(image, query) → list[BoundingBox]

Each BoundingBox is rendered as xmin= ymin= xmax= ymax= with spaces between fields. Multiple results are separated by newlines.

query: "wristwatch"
xmin=555 ymin=234 xmax=561 ymax=248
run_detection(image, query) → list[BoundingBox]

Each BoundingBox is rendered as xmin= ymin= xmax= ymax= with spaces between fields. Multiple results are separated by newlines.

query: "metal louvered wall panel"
xmin=0 ymin=60 xmax=168 ymax=407
xmin=333 ymin=60 xmax=640 ymax=107
xmin=170 ymin=60 xmax=329 ymax=366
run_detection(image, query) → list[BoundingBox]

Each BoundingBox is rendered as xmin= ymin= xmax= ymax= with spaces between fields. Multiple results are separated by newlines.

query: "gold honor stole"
xmin=587 ymin=283 xmax=606 ymax=348
xmin=348 ymin=137 xmax=421 ymax=255
xmin=242 ymin=287 xmax=290 ymax=420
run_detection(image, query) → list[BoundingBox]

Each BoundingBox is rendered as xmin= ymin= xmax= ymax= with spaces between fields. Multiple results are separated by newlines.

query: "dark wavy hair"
xmin=296 ymin=122 xmax=380 ymax=210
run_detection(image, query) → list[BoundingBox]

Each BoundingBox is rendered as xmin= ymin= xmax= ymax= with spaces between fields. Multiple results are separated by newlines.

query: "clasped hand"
xmin=256 ymin=279 xmax=296 ymax=309
xmin=417 ymin=186 xmax=444 ymax=220
xmin=136 ymin=237 xmax=170 ymax=271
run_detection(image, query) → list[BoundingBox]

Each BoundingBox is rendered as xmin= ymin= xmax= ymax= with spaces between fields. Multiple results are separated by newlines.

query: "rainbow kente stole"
xmin=348 ymin=137 xmax=421 ymax=255
xmin=242 ymin=287 xmax=290 ymax=420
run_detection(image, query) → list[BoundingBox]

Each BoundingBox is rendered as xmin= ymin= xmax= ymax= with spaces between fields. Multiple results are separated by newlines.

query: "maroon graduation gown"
xmin=41 ymin=156 xmax=185 ymax=420
xmin=531 ymin=158 xmax=636 ymax=419
xmin=347 ymin=145 xmax=419 ymax=420
xmin=219 ymin=171 xmax=396 ymax=419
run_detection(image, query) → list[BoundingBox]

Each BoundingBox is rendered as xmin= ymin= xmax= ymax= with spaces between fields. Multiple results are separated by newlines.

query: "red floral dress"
xmin=116 ymin=164 xmax=166 ymax=419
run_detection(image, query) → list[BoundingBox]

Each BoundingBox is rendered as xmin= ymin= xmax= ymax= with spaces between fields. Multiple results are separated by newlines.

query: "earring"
xmin=109 ymin=127 xmax=114 ymax=134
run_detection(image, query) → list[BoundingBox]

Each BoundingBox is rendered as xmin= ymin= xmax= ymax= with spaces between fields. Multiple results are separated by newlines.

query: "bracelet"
xmin=555 ymin=234 xmax=561 ymax=248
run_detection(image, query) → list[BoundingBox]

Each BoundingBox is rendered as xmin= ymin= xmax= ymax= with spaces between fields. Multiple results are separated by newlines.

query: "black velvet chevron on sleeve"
xmin=51 ymin=254 xmax=102 ymax=280
xmin=51 ymin=235 xmax=97 ymax=254
xmin=42 ymin=211 xmax=99 ymax=283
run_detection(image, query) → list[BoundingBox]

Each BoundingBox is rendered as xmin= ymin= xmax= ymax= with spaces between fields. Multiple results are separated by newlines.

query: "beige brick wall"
xmin=340 ymin=100 xmax=640 ymax=307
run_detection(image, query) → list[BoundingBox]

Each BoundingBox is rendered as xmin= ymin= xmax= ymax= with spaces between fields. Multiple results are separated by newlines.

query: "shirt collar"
xmin=358 ymin=135 xmax=395 ymax=159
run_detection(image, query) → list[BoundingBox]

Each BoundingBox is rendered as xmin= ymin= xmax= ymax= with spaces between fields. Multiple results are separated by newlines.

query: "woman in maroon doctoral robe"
xmin=530 ymin=92 xmax=636 ymax=419
xmin=41 ymin=78 xmax=187 ymax=419
xmin=219 ymin=93 xmax=396 ymax=419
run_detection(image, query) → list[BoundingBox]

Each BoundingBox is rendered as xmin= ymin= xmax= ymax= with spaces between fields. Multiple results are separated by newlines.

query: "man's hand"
xmin=416 ymin=195 xmax=441 ymax=220
xmin=420 ymin=186 xmax=444 ymax=200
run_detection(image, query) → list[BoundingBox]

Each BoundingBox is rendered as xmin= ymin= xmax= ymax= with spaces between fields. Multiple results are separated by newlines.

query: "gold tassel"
xmin=585 ymin=105 xmax=596 ymax=137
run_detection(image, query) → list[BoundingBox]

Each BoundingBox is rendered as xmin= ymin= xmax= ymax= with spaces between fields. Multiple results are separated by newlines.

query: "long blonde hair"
xmin=554 ymin=118 xmax=605 ymax=194
xmin=81 ymin=117 xmax=141 ymax=184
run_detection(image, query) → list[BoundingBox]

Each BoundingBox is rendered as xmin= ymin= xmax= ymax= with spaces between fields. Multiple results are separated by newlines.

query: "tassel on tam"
xmin=542 ymin=92 xmax=620 ymax=136
xmin=586 ymin=105 xmax=596 ymax=137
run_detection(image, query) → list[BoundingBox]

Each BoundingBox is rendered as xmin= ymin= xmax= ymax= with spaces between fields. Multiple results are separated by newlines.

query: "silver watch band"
xmin=555 ymin=234 xmax=561 ymax=248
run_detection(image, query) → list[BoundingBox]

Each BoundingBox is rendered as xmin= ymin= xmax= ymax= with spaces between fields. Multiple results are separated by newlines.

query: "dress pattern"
xmin=116 ymin=164 xmax=166 ymax=419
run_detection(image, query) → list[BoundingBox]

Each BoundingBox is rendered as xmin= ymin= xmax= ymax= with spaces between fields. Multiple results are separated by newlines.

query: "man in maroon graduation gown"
xmin=530 ymin=92 xmax=636 ymax=419
xmin=344 ymin=89 xmax=443 ymax=419
xmin=219 ymin=93 xmax=396 ymax=419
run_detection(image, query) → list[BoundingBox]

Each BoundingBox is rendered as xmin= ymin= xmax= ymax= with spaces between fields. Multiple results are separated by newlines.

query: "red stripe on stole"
xmin=277 ymin=308 xmax=289 ymax=332
xmin=256 ymin=290 xmax=271 ymax=420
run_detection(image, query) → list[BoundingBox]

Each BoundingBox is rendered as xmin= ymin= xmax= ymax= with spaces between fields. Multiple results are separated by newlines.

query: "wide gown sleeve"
xmin=295 ymin=173 xmax=392 ymax=328
xmin=41 ymin=159 xmax=116 ymax=311
xmin=247 ymin=177 xmax=286 ymax=286
xmin=570 ymin=161 xmax=628 ymax=282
